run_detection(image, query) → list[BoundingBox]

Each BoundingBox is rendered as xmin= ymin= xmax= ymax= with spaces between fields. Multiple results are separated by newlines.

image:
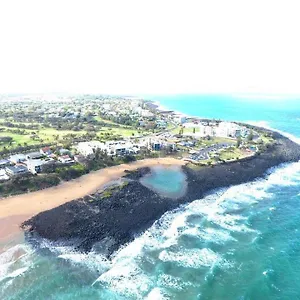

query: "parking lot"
xmin=188 ymin=142 xmax=234 ymax=161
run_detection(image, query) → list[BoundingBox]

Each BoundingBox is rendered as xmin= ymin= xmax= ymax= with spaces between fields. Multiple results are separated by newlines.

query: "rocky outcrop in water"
xmin=22 ymin=131 xmax=300 ymax=256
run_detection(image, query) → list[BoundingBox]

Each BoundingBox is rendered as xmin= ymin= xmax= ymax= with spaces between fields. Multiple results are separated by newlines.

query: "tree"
xmin=236 ymin=137 xmax=242 ymax=148
xmin=247 ymin=130 xmax=254 ymax=141
xmin=193 ymin=128 xmax=196 ymax=134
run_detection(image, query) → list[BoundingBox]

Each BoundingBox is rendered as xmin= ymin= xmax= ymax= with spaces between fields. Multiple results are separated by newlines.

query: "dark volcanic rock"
xmin=23 ymin=181 xmax=176 ymax=255
xmin=22 ymin=131 xmax=300 ymax=256
xmin=124 ymin=167 xmax=151 ymax=180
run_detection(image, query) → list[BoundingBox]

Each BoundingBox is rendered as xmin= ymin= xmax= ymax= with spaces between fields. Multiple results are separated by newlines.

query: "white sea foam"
xmin=159 ymin=248 xmax=220 ymax=269
xmin=90 ymin=162 xmax=300 ymax=297
xmin=33 ymin=238 xmax=112 ymax=275
xmin=95 ymin=260 xmax=152 ymax=299
xmin=157 ymin=274 xmax=193 ymax=291
xmin=0 ymin=244 xmax=33 ymax=283
xmin=247 ymin=120 xmax=300 ymax=145
xmin=5 ymin=267 xmax=28 ymax=279
xmin=58 ymin=252 xmax=111 ymax=273
xmin=145 ymin=287 xmax=171 ymax=300
xmin=267 ymin=163 xmax=300 ymax=186
xmin=47 ymin=144 xmax=300 ymax=298
xmin=262 ymin=269 xmax=274 ymax=277
xmin=183 ymin=227 xmax=236 ymax=244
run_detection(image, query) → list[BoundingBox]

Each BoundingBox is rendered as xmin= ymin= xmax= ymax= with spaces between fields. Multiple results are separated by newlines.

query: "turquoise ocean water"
xmin=1 ymin=95 xmax=300 ymax=299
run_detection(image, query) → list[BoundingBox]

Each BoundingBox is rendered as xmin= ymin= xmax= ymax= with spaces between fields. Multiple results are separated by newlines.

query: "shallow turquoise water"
xmin=140 ymin=166 xmax=187 ymax=198
xmin=1 ymin=95 xmax=300 ymax=299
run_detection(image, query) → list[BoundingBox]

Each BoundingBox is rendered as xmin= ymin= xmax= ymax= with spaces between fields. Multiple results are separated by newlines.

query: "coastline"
xmin=3 ymin=97 xmax=300 ymax=257
xmin=0 ymin=157 xmax=186 ymax=243
xmin=22 ymin=130 xmax=300 ymax=255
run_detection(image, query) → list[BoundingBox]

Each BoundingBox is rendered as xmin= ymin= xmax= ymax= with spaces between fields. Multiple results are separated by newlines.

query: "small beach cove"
xmin=0 ymin=157 xmax=186 ymax=247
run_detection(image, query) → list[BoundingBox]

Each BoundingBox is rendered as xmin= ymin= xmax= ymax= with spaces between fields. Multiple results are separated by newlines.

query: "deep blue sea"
xmin=1 ymin=95 xmax=300 ymax=299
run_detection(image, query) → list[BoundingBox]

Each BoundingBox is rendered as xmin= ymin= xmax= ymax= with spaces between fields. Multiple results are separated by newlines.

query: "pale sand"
xmin=0 ymin=215 xmax=26 ymax=253
xmin=0 ymin=158 xmax=186 ymax=241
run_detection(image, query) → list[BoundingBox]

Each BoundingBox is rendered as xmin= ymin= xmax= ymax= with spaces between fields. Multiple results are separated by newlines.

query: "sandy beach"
xmin=0 ymin=157 xmax=186 ymax=242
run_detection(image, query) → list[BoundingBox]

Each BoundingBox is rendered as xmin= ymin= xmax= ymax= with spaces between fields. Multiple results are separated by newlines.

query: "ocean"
xmin=1 ymin=95 xmax=300 ymax=299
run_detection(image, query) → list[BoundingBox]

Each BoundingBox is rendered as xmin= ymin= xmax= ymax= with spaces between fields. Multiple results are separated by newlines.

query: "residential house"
xmin=9 ymin=154 xmax=26 ymax=164
xmin=5 ymin=165 xmax=29 ymax=177
xmin=77 ymin=141 xmax=103 ymax=157
xmin=174 ymin=115 xmax=187 ymax=124
xmin=147 ymin=138 xmax=162 ymax=151
xmin=74 ymin=155 xmax=87 ymax=164
xmin=0 ymin=169 xmax=9 ymax=181
xmin=58 ymin=155 xmax=74 ymax=164
xmin=105 ymin=141 xmax=138 ymax=156
xmin=26 ymin=152 xmax=44 ymax=160
xmin=0 ymin=159 xmax=10 ymax=169
xmin=59 ymin=148 xmax=71 ymax=156
xmin=40 ymin=147 xmax=52 ymax=156
xmin=27 ymin=158 xmax=54 ymax=174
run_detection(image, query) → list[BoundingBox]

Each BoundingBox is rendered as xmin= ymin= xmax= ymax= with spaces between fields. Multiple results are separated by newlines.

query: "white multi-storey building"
xmin=77 ymin=141 xmax=103 ymax=157
xmin=216 ymin=122 xmax=241 ymax=138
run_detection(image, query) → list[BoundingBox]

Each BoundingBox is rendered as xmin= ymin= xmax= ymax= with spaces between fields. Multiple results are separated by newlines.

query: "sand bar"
xmin=0 ymin=158 xmax=185 ymax=241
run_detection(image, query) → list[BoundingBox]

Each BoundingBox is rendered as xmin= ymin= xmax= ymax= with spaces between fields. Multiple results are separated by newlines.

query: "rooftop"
xmin=0 ymin=159 xmax=10 ymax=166
xmin=6 ymin=165 xmax=28 ymax=174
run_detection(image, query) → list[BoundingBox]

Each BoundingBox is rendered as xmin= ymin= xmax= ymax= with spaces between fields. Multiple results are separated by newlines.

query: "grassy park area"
xmin=218 ymin=147 xmax=245 ymax=161
xmin=0 ymin=124 xmax=144 ymax=152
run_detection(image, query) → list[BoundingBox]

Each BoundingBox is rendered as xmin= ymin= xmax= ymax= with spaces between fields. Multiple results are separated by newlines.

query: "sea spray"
xmin=90 ymin=161 xmax=300 ymax=298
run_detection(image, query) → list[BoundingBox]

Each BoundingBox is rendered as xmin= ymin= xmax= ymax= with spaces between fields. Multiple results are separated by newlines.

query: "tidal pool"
xmin=140 ymin=165 xmax=187 ymax=198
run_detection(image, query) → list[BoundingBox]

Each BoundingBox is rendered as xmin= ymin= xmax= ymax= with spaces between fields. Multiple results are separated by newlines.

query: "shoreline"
xmin=0 ymin=157 xmax=186 ymax=242
xmin=22 ymin=130 xmax=300 ymax=255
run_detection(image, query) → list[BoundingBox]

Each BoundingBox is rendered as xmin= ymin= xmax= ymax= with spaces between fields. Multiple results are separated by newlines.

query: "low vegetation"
xmin=0 ymin=174 xmax=60 ymax=197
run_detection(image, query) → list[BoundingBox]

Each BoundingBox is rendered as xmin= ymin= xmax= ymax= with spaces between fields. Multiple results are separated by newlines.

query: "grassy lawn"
xmin=0 ymin=118 xmax=41 ymax=127
xmin=186 ymin=162 xmax=205 ymax=170
xmin=171 ymin=126 xmax=182 ymax=135
xmin=167 ymin=123 xmax=176 ymax=130
xmin=260 ymin=135 xmax=274 ymax=145
xmin=219 ymin=148 xmax=245 ymax=161
xmin=0 ymin=124 xmax=145 ymax=151
xmin=94 ymin=115 xmax=119 ymax=125
xmin=97 ymin=127 xmax=144 ymax=138
xmin=0 ymin=131 xmax=40 ymax=151
xmin=0 ymin=117 xmax=154 ymax=152
xmin=94 ymin=116 xmax=135 ymax=129
xmin=37 ymin=128 xmax=86 ymax=141
xmin=199 ymin=137 xmax=236 ymax=147
xmin=182 ymin=127 xmax=200 ymax=134
xmin=0 ymin=127 xmax=88 ymax=151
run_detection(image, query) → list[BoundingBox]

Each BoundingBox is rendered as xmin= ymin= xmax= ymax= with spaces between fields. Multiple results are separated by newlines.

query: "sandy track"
xmin=0 ymin=157 xmax=185 ymax=241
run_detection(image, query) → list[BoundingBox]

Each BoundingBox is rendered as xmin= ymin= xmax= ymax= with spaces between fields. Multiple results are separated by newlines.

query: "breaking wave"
xmin=247 ymin=120 xmax=300 ymax=145
xmin=86 ymin=160 xmax=300 ymax=298
xmin=1 ymin=123 xmax=300 ymax=299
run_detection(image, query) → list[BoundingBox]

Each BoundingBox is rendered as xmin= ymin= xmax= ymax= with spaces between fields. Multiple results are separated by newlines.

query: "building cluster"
xmin=0 ymin=147 xmax=75 ymax=182
xmin=76 ymin=137 xmax=176 ymax=158
xmin=0 ymin=95 xmax=261 ymax=186
xmin=0 ymin=134 xmax=179 ymax=182
xmin=77 ymin=140 xmax=140 ymax=157
xmin=183 ymin=121 xmax=250 ymax=139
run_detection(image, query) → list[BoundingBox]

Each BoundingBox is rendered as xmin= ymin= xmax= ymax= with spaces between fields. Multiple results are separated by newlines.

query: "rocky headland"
xmin=22 ymin=129 xmax=300 ymax=256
